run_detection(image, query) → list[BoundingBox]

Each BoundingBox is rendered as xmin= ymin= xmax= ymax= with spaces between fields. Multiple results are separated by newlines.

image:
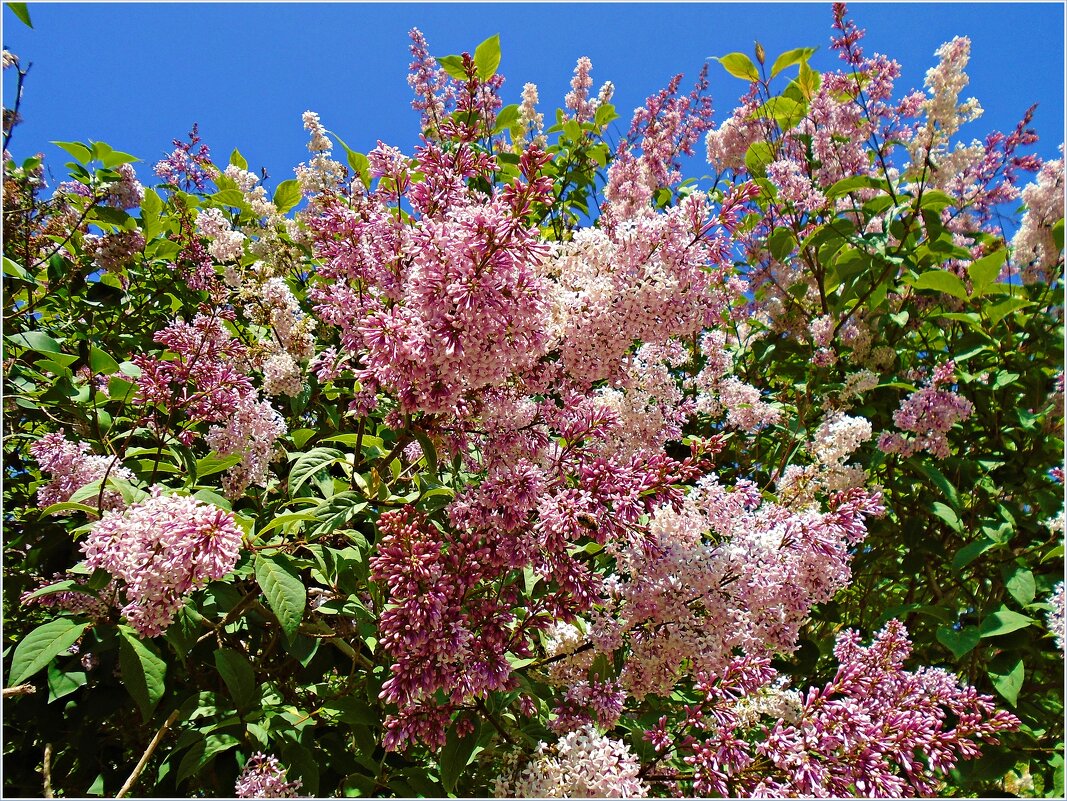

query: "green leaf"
xmin=330 ymin=131 xmax=372 ymax=189
xmin=936 ymin=625 xmax=980 ymax=659
xmin=967 ymin=249 xmax=1006 ymax=291
xmin=289 ymin=447 xmax=344 ymax=497
xmin=1005 ymin=567 xmax=1037 ymax=607
xmin=119 ymin=627 xmax=167 ymax=722
xmin=825 ymin=175 xmax=885 ymax=199
xmin=770 ymin=47 xmax=816 ymax=78
xmin=255 ymin=553 xmax=306 ymax=636
xmin=213 ymin=648 xmax=256 ymax=710
xmin=930 ymin=501 xmax=962 ymax=533
xmin=438 ymin=54 xmax=468 ymax=81
xmin=909 ymin=269 xmax=969 ymax=300
xmin=912 ymin=462 xmax=960 ymax=509
xmin=194 ymin=451 xmax=243 ymax=480
xmin=211 ymin=189 xmax=245 ymax=207
xmin=988 ymin=656 xmax=1024 ymax=706
xmin=713 ymin=52 xmax=759 ymax=81
xmin=312 ymin=492 xmax=368 ymax=533
xmin=7 ymin=3 xmax=32 ymax=27
xmin=474 ymin=34 xmax=501 ymax=81
xmin=176 ymin=734 xmax=240 ymax=784
xmin=47 ymin=663 xmax=87 ymax=702
xmin=229 ymin=148 xmax=248 ymax=170
xmin=767 ymin=227 xmax=797 ymax=262
xmin=979 ymin=606 xmax=1035 ymax=638
xmin=256 ymin=511 xmax=318 ymax=537
xmin=987 ymin=297 xmax=1031 ymax=325
xmin=493 ymin=104 xmax=520 ymax=134
xmin=953 ymin=536 xmax=998 ymax=570
xmin=440 ymin=720 xmax=481 ymax=793
xmin=88 ymin=347 xmax=120 ymax=375
xmin=7 ymin=330 xmax=62 ymax=354
xmin=8 ymin=619 xmax=90 ymax=686
xmin=140 ymin=189 xmax=164 ymax=222
xmin=53 ymin=140 xmax=91 ymax=163
xmin=744 ymin=141 xmax=774 ymax=178
xmin=100 ymin=150 xmax=138 ymax=169
xmin=273 ymin=179 xmax=302 ymax=213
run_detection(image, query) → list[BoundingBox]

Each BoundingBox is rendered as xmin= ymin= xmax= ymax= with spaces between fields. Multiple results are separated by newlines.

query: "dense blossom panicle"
xmin=1012 ymin=150 xmax=1064 ymax=284
xmin=234 ymin=753 xmax=303 ymax=798
xmin=30 ymin=432 xmax=133 ymax=513
xmin=196 ymin=207 xmax=246 ymax=263
xmin=878 ymin=362 xmax=974 ymax=459
xmin=85 ymin=229 xmax=145 ymax=274
xmin=81 ymin=490 xmax=243 ymax=637
xmin=105 ymin=163 xmax=144 ymax=209
xmin=1047 ymin=583 xmax=1065 ymax=651
xmin=154 ymin=123 xmax=214 ymax=190
xmin=564 ymin=57 xmax=595 ymax=123
xmin=518 ymin=82 xmax=546 ymax=149
xmin=20 ymin=571 xmax=117 ymax=619
xmin=496 ymin=725 xmax=647 ymax=798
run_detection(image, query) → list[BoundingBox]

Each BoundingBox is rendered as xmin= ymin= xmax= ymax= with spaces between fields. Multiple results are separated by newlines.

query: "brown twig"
xmin=2 ymin=683 xmax=36 ymax=697
xmin=116 ymin=708 xmax=181 ymax=798
xmin=42 ymin=743 xmax=53 ymax=798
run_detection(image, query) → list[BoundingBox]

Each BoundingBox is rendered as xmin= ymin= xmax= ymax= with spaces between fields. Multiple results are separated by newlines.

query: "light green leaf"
xmin=770 ymin=47 xmax=817 ymax=77
xmin=826 ymin=175 xmax=885 ymax=199
xmin=100 ymin=150 xmax=138 ymax=169
xmin=213 ymin=648 xmax=256 ymax=710
xmin=88 ymin=347 xmax=120 ymax=375
xmin=8 ymin=619 xmax=89 ymax=686
xmin=438 ymin=54 xmax=468 ymax=81
xmin=910 ymin=269 xmax=969 ymax=300
xmin=7 ymin=330 xmax=62 ymax=354
xmin=474 ymin=34 xmax=501 ymax=81
xmin=1005 ymin=567 xmax=1037 ymax=607
xmin=272 ymin=179 xmax=302 ymax=213
xmin=52 ymin=140 xmax=91 ymax=163
xmin=987 ymin=297 xmax=1031 ymax=325
xmin=229 ymin=148 xmax=248 ymax=170
xmin=256 ymin=511 xmax=318 ymax=537
xmin=930 ymin=501 xmax=962 ymax=533
xmin=194 ymin=451 xmax=243 ymax=479
xmin=255 ymin=553 xmax=306 ymax=636
xmin=967 ymin=249 xmax=1006 ymax=291
xmin=119 ymin=627 xmax=167 ymax=722
xmin=713 ymin=52 xmax=759 ymax=81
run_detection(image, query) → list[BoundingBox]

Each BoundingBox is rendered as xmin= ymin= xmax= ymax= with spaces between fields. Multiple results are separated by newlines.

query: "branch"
xmin=42 ymin=743 xmax=53 ymax=799
xmin=116 ymin=708 xmax=181 ymax=798
xmin=2 ymin=683 xmax=36 ymax=697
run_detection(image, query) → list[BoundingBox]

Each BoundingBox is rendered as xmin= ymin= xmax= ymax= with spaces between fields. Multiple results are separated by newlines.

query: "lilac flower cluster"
xmin=1047 ymin=582 xmax=1064 ymax=651
xmin=81 ymin=490 xmax=243 ymax=637
xmin=878 ymin=361 xmax=974 ymax=459
xmin=30 ymin=431 xmax=133 ymax=513
xmin=650 ymin=621 xmax=1018 ymax=797
xmin=234 ymin=753 xmax=302 ymax=798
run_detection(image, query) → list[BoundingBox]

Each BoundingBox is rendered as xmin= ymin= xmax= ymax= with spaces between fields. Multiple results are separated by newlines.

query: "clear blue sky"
xmin=3 ymin=2 xmax=1064 ymax=191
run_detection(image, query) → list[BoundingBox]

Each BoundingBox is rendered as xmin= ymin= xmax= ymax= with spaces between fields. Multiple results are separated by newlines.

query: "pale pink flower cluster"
xmin=104 ymin=163 xmax=144 ymax=209
xmin=85 ymin=230 xmax=145 ymax=274
xmin=705 ymin=98 xmax=764 ymax=173
xmin=497 ymin=725 xmax=647 ymax=798
xmin=921 ymin=37 xmax=983 ymax=142
xmin=234 ymin=753 xmax=303 ymax=799
xmin=252 ymin=277 xmax=316 ymax=398
xmin=2 ymin=50 xmax=17 ymax=69
xmin=547 ymin=194 xmax=737 ymax=384
xmin=296 ymin=110 xmax=345 ymax=195
xmin=878 ymin=362 xmax=974 ymax=459
xmin=693 ymin=333 xmax=781 ymax=432
xmin=196 ymin=207 xmax=246 ymax=263
xmin=205 ymin=394 xmax=287 ymax=498
xmin=518 ymin=82 xmax=546 ymax=149
xmin=20 ymin=572 xmax=118 ymax=620
xmin=767 ymin=158 xmax=827 ymax=214
xmin=1047 ymin=583 xmax=1064 ymax=652
xmin=564 ymin=57 xmax=595 ymax=123
xmin=30 ymin=432 xmax=133 ymax=513
xmin=81 ymin=490 xmax=243 ymax=637
xmin=1011 ymin=151 xmax=1064 ymax=285
xmin=407 ymin=28 xmax=449 ymax=127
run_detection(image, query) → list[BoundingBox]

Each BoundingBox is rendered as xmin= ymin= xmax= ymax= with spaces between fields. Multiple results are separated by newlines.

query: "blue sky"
xmin=3 ymin=2 xmax=1064 ymax=191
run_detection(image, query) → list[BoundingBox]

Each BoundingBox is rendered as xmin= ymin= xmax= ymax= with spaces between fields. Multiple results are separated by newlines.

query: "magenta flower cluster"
xmin=29 ymin=431 xmax=133 ymax=513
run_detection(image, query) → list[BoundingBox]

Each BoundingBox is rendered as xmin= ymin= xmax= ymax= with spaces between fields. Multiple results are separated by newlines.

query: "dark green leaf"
xmin=1005 ymin=567 xmax=1036 ymax=607
xmin=255 ymin=553 xmax=306 ymax=636
xmin=979 ymin=606 xmax=1034 ymax=638
xmin=440 ymin=720 xmax=481 ymax=793
xmin=7 ymin=3 xmax=32 ymax=27
xmin=119 ymin=627 xmax=167 ymax=722
xmin=988 ymin=656 xmax=1024 ymax=706
xmin=8 ymin=619 xmax=89 ymax=686
xmin=213 ymin=648 xmax=256 ymax=710
xmin=289 ymin=447 xmax=344 ymax=497
xmin=936 ymin=625 xmax=980 ymax=659
xmin=176 ymin=734 xmax=240 ymax=784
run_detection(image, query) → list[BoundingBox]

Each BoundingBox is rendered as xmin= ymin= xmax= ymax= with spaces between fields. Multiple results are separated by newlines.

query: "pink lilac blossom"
xmin=665 ymin=621 xmax=1017 ymax=797
xmin=20 ymin=572 xmax=118 ymax=620
xmin=30 ymin=432 xmax=133 ymax=513
xmin=81 ymin=490 xmax=243 ymax=637
xmin=878 ymin=361 xmax=974 ymax=459
xmin=196 ymin=207 xmax=246 ymax=263
xmin=564 ymin=57 xmax=595 ymax=123
xmin=234 ymin=753 xmax=303 ymax=798
xmin=154 ymin=124 xmax=214 ymax=191
xmin=85 ymin=230 xmax=145 ymax=274
xmin=496 ymin=725 xmax=647 ymax=798
xmin=104 ymin=163 xmax=144 ymax=209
